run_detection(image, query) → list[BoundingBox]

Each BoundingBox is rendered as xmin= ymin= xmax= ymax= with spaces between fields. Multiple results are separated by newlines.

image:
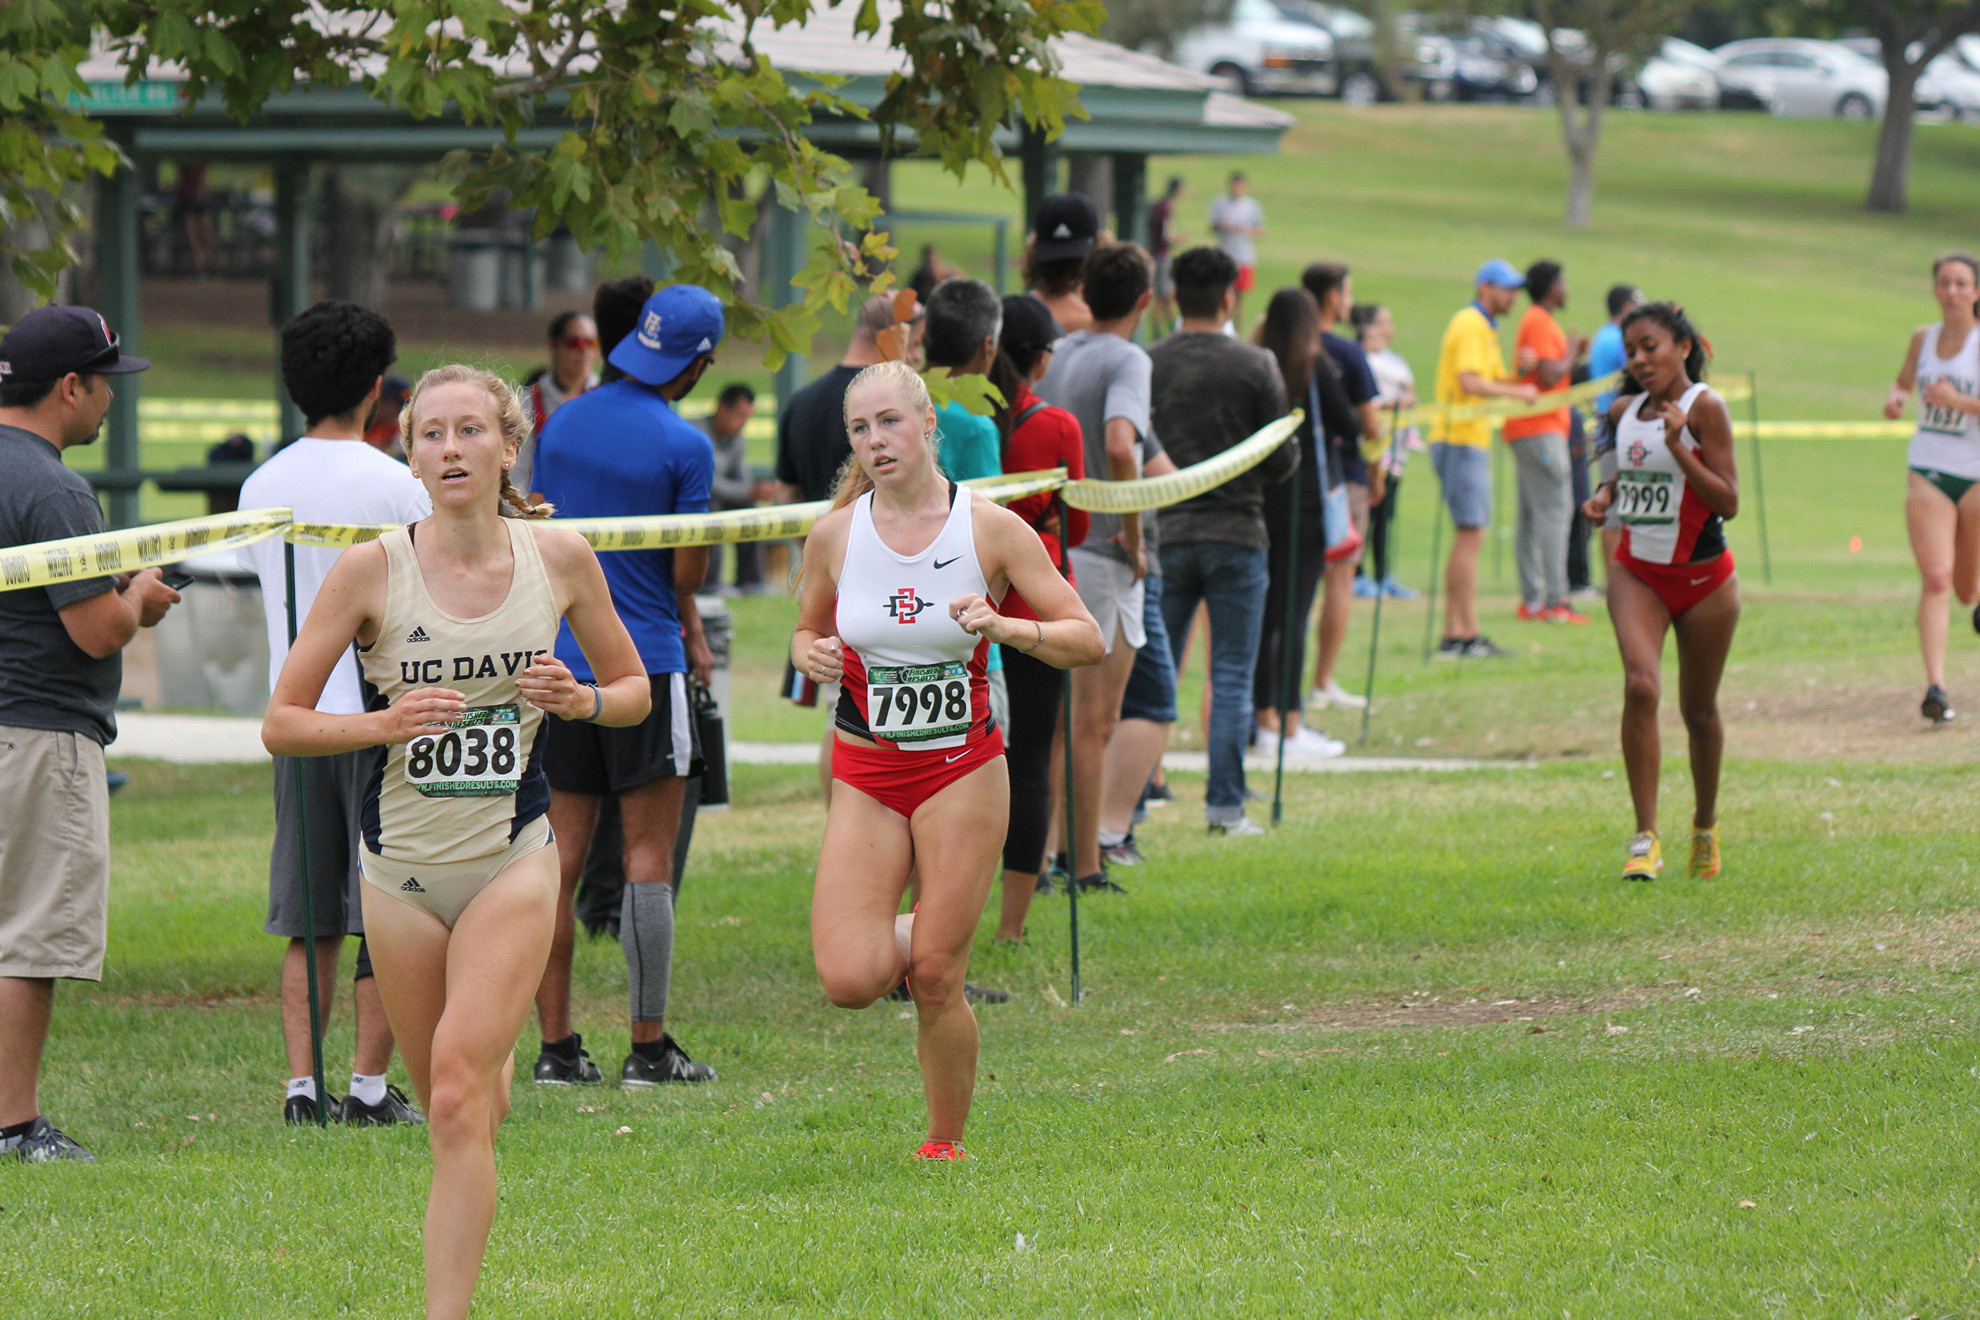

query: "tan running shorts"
xmin=0 ymin=725 xmax=110 ymax=981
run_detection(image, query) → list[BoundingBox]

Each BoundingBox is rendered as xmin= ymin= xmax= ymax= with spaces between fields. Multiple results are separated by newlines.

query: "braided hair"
xmin=400 ymin=365 xmax=555 ymax=519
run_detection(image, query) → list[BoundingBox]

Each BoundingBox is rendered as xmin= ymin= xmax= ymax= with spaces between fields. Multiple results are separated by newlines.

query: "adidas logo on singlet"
xmin=406 ymin=626 xmax=431 ymax=644
xmin=401 ymin=878 xmax=425 ymax=893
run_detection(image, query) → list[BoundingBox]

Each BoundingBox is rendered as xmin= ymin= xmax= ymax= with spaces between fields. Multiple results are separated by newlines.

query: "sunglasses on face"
xmin=559 ymin=337 xmax=598 ymax=351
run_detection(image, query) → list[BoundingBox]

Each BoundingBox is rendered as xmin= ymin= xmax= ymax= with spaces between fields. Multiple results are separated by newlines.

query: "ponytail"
xmin=1618 ymin=301 xmax=1709 ymax=391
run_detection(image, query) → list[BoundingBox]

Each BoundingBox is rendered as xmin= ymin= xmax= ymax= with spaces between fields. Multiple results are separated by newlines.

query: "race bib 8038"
xmin=404 ymin=704 xmax=523 ymax=797
xmin=1616 ymin=470 xmax=1676 ymax=525
xmin=866 ymin=662 xmax=971 ymax=743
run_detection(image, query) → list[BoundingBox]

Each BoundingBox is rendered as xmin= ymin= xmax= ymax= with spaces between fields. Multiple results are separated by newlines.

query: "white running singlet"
xmin=833 ymin=486 xmax=994 ymax=752
xmin=1909 ymin=320 xmax=1980 ymax=479
xmin=1614 ymin=381 xmax=1723 ymax=567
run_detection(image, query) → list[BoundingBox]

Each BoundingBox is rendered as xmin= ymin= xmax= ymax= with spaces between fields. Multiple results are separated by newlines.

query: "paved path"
xmin=111 ymin=713 xmax=1530 ymax=774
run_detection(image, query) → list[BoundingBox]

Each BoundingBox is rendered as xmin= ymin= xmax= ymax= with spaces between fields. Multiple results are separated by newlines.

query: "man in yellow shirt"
xmin=1429 ymin=259 xmax=1539 ymax=658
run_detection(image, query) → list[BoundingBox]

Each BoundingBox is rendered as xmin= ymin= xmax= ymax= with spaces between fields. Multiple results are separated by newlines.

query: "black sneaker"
xmin=1923 ymin=684 xmax=1956 ymax=724
xmin=1073 ymin=870 xmax=1127 ymax=894
xmin=1434 ymin=635 xmax=1467 ymax=659
xmin=1972 ymin=602 xmax=1980 ymax=636
xmin=1101 ymin=833 xmax=1145 ymax=867
xmin=1145 ymin=780 xmax=1174 ymax=806
xmin=5 ymin=1116 xmax=94 ymax=1164
xmin=885 ymin=979 xmax=913 ymax=1002
xmin=1036 ymin=851 xmax=1069 ymax=895
xmin=283 ymin=1093 xmax=334 ymax=1126
xmin=339 ymin=1084 xmax=425 ymax=1127
xmin=533 ymin=1033 xmax=605 ymax=1085
xmin=1460 ymin=635 xmax=1509 ymax=659
xmin=621 ymin=1034 xmax=716 ymax=1087
xmin=964 ymin=981 xmax=1013 ymax=1005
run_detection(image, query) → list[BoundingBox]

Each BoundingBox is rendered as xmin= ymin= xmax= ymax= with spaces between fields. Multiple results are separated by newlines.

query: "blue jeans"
xmin=1159 ymin=540 xmax=1270 ymax=822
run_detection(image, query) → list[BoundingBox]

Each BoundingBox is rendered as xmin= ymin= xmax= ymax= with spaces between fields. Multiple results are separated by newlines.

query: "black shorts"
xmin=544 ymin=672 xmax=702 ymax=796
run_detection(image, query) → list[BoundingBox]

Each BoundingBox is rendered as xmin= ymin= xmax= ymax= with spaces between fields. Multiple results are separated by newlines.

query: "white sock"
xmin=286 ymin=1076 xmax=316 ymax=1102
xmin=349 ymin=1073 xmax=388 ymax=1107
xmin=1097 ymin=829 xmax=1127 ymax=848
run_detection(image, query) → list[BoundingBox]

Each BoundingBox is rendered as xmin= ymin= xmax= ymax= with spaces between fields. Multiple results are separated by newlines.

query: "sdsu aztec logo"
xmin=1627 ymin=439 xmax=1649 ymax=466
xmin=885 ymin=587 xmax=932 ymax=623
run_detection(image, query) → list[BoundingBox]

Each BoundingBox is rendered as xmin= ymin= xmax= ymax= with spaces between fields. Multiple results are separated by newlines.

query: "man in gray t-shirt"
xmin=0 ymin=306 xmax=176 ymax=1164
xmin=1030 ymin=242 xmax=1156 ymax=890
xmin=1207 ymin=171 xmax=1266 ymax=323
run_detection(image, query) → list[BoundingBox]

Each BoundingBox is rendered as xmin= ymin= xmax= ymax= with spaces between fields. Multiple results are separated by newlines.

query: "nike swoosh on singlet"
xmin=933 ymin=556 xmax=960 ymax=570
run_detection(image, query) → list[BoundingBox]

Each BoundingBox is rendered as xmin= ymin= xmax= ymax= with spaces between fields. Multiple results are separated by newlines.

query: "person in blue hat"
xmin=527 ymin=284 xmax=722 ymax=1090
xmin=1426 ymin=259 xmax=1541 ymax=660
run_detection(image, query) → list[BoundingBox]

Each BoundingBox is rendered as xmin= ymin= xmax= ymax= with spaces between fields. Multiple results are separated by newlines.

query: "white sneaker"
xmin=1209 ymin=816 xmax=1267 ymax=837
xmin=1283 ymin=726 xmax=1347 ymax=758
xmin=1307 ymin=681 xmax=1368 ymax=711
xmin=1252 ymin=726 xmax=1280 ymax=755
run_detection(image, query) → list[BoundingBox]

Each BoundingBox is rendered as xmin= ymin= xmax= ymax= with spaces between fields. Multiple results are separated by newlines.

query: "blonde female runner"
xmin=793 ymin=360 xmax=1104 ymax=1159
xmin=264 ymin=365 xmax=650 ymax=1318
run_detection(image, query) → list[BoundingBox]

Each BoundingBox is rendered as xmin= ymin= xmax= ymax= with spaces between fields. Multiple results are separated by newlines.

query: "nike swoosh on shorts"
xmin=946 ymin=749 xmax=970 ymax=762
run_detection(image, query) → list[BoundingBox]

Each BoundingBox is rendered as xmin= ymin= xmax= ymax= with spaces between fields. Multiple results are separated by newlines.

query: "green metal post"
xmin=271 ymin=160 xmax=311 ymax=445
xmin=1360 ymin=402 xmax=1405 ymax=744
xmin=100 ymin=155 xmax=143 ymax=529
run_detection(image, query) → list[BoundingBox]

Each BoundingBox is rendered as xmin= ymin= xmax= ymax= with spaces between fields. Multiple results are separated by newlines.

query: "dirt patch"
xmin=1722 ymin=673 xmax=1976 ymax=765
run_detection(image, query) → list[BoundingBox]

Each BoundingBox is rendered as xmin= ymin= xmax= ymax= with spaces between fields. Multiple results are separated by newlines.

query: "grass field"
xmin=11 ymin=101 xmax=1980 ymax=1317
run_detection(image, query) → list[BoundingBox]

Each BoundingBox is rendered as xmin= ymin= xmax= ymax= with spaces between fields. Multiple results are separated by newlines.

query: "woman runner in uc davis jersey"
xmin=263 ymin=365 xmax=650 ymax=1320
xmin=1883 ymin=251 xmax=1980 ymax=725
xmin=792 ymin=360 xmax=1104 ymax=1161
xmin=1582 ymin=304 xmax=1739 ymax=885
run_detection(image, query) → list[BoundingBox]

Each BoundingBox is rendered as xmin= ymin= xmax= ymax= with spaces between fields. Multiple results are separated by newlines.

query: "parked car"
xmin=1274 ymin=0 xmax=1457 ymax=104
xmin=1641 ymin=37 xmax=1777 ymax=112
xmin=1636 ymin=37 xmax=1723 ymax=110
xmin=1174 ymin=0 xmax=1337 ymax=97
xmin=1836 ymin=36 xmax=1980 ymax=121
xmin=1714 ymin=38 xmax=1945 ymax=119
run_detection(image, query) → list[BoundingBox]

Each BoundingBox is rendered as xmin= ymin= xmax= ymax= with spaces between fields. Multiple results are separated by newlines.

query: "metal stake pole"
xmin=1746 ymin=371 xmax=1772 ymax=586
xmin=1421 ymin=494 xmax=1444 ymax=664
xmin=283 ymin=541 xmax=329 ymax=1126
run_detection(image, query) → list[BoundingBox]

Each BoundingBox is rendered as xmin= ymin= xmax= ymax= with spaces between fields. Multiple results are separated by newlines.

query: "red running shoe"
xmin=1544 ymin=605 xmax=1591 ymax=624
xmin=1515 ymin=602 xmax=1548 ymax=621
xmin=914 ymin=1139 xmax=970 ymax=1161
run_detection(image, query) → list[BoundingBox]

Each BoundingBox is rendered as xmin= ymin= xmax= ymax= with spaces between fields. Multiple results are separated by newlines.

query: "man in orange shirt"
xmin=1504 ymin=260 xmax=1588 ymax=624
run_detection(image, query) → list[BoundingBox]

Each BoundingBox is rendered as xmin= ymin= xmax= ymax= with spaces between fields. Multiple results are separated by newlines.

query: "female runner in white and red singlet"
xmin=792 ymin=360 xmax=1104 ymax=1160
xmin=1582 ymin=303 xmax=1738 ymax=884
xmin=1883 ymin=251 xmax=1980 ymax=725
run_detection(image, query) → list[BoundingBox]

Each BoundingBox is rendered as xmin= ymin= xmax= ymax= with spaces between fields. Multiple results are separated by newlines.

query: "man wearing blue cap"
xmin=530 ymin=284 xmax=721 ymax=1089
xmin=1428 ymin=260 xmax=1540 ymax=659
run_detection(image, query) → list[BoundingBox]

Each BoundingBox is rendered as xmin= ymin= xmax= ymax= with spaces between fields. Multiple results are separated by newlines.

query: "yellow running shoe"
xmin=1689 ymin=824 xmax=1721 ymax=879
xmin=1622 ymin=831 xmax=1662 ymax=882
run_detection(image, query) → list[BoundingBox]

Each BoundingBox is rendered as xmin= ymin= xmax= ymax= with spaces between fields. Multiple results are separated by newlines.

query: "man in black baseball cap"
xmin=1026 ymin=192 xmax=1103 ymax=333
xmin=0 ymin=304 xmax=150 ymax=447
xmin=0 ymin=302 xmax=169 ymax=1164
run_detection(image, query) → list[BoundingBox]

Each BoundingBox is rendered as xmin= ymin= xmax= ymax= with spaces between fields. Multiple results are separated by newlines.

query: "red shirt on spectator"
xmin=1000 ymin=384 xmax=1087 ymax=620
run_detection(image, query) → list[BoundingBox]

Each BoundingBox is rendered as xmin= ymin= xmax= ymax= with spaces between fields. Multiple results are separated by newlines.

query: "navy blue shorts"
xmin=1119 ymin=570 xmax=1178 ymax=723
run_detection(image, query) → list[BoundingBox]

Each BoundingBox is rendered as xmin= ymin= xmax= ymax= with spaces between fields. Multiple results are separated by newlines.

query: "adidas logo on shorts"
xmin=406 ymin=626 xmax=431 ymax=644
xmin=401 ymin=878 xmax=425 ymax=893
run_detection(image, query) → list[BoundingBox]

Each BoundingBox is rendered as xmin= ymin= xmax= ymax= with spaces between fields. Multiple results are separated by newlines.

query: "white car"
xmin=1714 ymin=38 xmax=1945 ymax=119
xmin=1173 ymin=0 xmax=1336 ymax=97
xmin=1838 ymin=36 xmax=1980 ymax=121
xmin=1637 ymin=37 xmax=1728 ymax=111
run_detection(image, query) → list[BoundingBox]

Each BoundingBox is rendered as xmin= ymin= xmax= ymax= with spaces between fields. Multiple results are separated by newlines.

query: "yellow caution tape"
xmin=1061 ymin=413 xmax=1302 ymax=515
xmin=1400 ymin=373 xmax=1753 ymax=428
xmin=0 ymin=509 xmax=290 ymax=592
xmin=1743 ymin=421 xmax=1910 ymax=440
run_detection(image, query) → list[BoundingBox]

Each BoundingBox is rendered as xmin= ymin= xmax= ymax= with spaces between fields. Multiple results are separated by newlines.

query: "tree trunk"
xmin=323 ymin=165 xmax=421 ymax=310
xmin=1552 ymin=47 xmax=1606 ymax=229
xmin=1867 ymin=60 xmax=1920 ymax=214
